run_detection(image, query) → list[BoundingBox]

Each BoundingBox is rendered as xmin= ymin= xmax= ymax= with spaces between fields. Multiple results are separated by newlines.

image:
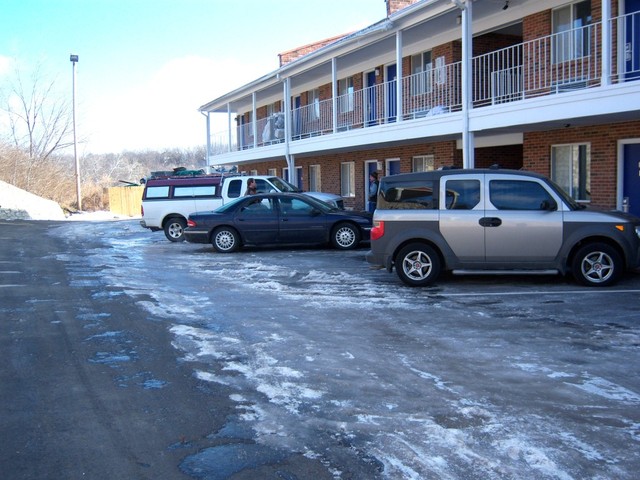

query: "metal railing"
xmin=473 ymin=22 xmax=602 ymax=107
xmin=611 ymin=10 xmax=640 ymax=83
xmin=209 ymin=12 xmax=639 ymax=155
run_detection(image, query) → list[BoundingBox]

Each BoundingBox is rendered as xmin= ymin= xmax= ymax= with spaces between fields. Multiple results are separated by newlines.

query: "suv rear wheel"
xmin=396 ymin=243 xmax=441 ymax=287
xmin=164 ymin=217 xmax=186 ymax=242
xmin=572 ymin=242 xmax=622 ymax=287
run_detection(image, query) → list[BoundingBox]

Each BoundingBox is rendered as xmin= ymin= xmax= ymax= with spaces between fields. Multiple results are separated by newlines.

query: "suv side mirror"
xmin=540 ymin=199 xmax=557 ymax=211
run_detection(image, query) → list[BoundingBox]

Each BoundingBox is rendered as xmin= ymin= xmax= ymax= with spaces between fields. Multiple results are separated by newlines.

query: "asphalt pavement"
xmin=2 ymin=219 xmax=640 ymax=479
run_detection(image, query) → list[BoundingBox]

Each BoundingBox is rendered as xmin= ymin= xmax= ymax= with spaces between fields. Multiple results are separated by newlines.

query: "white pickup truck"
xmin=140 ymin=174 xmax=344 ymax=241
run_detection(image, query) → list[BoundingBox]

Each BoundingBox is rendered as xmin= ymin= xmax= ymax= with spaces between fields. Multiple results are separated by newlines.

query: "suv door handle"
xmin=479 ymin=217 xmax=502 ymax=227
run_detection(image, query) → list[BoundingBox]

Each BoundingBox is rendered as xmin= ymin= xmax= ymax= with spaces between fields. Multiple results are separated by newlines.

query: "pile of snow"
xmin=0 ymin=180 xmax=67 ymax=221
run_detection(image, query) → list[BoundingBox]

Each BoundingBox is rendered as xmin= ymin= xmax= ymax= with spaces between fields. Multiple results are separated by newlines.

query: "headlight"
xmin=636 ymin=226 xmax=640 ymax=239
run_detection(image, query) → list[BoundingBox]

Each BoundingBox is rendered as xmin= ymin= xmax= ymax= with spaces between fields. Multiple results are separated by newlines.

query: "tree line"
xmin=0 ymin=63 xmax=207 ymax=212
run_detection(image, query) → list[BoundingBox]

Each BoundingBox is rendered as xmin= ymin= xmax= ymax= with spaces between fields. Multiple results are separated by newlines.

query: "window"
xmin=266 ymin=102 xmax=279 ymax=117
xmin=279 ymin=197 xmax=315 ymax=216
xmin=490 ymin=180 xmax=555 ymax=210
xmin=379 ymin=180 xmax=436 ymax=210
xmin=411 ymin=51 xmax=433 ymax=95
xmin=268 ymin=168 xmax=277 ymax=176
xmin=551 ymin=144 xmax=591 ymax=201
xmin=309 ymin=165 xmax=321 ymax=191
xmin=340 ymin=162 xmax=355 ymax=197
xmin=145 ymin=186 xmax=169 ymax=199
xmin=226 ymin=179 xmax=243 ymax=198
xmin=552 ymin=1 xmax=591 ymax=63
xmin=434 ymin=56 xmax=446 ymax=85
xmin=413 ymin=155 xmax=435 ymax=172
xmin=445 ymin=180 xmax=481 ymax=210
xmin=254 ymin=179 xmax=271 ymax=194
xmin=338 ymin=77 xmax=354 ymax=113
xmin=241 ymin=197 xmax=276 ymax=216
xmin=308 ymin=89 xmax=320 ymax=119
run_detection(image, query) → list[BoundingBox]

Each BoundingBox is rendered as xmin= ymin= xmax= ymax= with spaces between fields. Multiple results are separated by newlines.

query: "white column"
xmin=252 ymin=92 xmax=257 ymax=149
xmin=227 ymin=103 xmax=232 ymax=153
xmin=332 ymin=58 xmax=338 ymax=133
xmin=283 ymin=78 xmax=295 ymax=184
xmin=396 ymin=30 xmax=403 ymax=122
xmin=460 ymin=0 xmax=474 ymax=168
xmin=601 ymin=0 xmax=611 ymax=86
xmin=205 ymin=112 xmax=211 ymax=165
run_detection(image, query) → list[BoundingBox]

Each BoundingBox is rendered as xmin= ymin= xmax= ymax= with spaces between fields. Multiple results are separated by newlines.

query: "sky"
xmin=0 ymin=0 xmax=385 ymax=154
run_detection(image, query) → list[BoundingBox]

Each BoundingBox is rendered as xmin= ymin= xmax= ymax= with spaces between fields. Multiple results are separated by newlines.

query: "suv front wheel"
xmin=572 ymin=242 xmax=622 ymax=287
xmin=396 ymin=243 xmax=441 ymax=287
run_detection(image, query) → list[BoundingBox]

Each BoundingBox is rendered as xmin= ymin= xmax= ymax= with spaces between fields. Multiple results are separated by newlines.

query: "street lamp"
xmin=70 ymin=54 xmax=81 ymax=211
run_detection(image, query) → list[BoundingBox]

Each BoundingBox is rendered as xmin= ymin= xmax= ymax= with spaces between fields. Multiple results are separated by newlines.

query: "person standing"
xmin=368 ymin=172 xmax=379 ymax=213
xmin=244 ymin=178 xmax=257 ymax=195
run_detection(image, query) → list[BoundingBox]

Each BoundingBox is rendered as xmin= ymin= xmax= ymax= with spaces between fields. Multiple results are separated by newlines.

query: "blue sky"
xmin=0 ymin=0 xmax=384 ymax=153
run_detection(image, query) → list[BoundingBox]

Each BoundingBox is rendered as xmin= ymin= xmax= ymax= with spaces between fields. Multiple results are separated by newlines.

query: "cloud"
xmin=0 ymin=55 xmax=13 ymax=77
xmin=83 ymin=54 xmax=275 ymax=153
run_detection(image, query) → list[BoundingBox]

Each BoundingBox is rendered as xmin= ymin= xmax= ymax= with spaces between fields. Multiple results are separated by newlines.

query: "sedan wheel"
xmin=396 ymin=243 xmax=441 ymax=287
xmin=212 ymin=227 xmax=240 ymax=253
xmin=164 ymin=217 xmax=186 ymax=242
xmin=331 ymin=222 xmax=361 ymax=250
xmin=572 ymin=242 xmax=622 ymax=287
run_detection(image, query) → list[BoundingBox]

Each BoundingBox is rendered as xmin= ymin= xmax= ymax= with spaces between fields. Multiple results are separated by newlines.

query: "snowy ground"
xmin=0 ymin=180 xmax=131 ymax=221
xmin=47 ymin=220 xmax=640 ymax=479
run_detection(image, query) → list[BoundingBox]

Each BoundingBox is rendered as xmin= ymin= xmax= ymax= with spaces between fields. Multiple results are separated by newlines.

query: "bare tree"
xmin=0 ymin=62 xmax=74 ymax=186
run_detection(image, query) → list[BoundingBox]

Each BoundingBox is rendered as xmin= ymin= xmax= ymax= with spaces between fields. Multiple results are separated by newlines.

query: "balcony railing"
xmin=210 ymin=11 xmax=639 ymax=155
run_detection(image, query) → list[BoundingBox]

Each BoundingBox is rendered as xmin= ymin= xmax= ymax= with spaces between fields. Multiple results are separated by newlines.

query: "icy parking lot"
xmin=52 ymin=219 xmax=640 ymax=479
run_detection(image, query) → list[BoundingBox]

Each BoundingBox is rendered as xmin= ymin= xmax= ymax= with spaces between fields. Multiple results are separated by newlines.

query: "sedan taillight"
xmin=370 ymin=220 xmax=384 ymax=241
xmin=187 ymin=219 xmax=197 ymax=228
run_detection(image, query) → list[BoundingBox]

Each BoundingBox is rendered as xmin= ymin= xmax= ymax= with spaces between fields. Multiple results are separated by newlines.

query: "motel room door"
xmin=623 ymin=143 xmax=640 ymax=217
xmin=625 ymin=0 xmax=640 ymax=80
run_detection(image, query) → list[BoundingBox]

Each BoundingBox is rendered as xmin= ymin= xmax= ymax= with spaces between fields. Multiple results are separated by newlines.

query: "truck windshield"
xmin=268 ymin=177 xmax=301 ymax=193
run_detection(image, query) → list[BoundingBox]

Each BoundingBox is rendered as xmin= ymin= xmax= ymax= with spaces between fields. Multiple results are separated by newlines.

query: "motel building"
xmin=199 ymin=0 xmax=640 ymax=216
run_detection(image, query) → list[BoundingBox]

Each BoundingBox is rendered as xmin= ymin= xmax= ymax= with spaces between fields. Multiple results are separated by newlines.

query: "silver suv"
xmin=366 ymin=169 xmax=640 ymax=287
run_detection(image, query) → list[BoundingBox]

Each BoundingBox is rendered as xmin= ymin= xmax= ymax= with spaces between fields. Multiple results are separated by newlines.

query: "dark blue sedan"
xmin=185 ymin=193 xmax=372 ymax=252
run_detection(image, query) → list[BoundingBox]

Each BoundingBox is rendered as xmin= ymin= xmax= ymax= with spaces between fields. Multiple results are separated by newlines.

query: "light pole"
xmin=70 ymin=54 xmax=81 ymax=211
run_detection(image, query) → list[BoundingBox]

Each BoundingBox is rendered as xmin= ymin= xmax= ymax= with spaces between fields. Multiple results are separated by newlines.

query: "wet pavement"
xmin=1 ymin=219 xmax=639 ymax=479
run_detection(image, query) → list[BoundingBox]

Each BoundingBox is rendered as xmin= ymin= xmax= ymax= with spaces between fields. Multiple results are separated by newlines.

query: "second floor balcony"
xmin=208 ymin=10 xmax=640 ymax=158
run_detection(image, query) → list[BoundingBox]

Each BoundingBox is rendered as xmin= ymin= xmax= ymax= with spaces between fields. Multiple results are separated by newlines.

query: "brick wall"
xmin=386 ymin=0 xmax=418 ymax=16
xmin=240 ymin=141 xmax=458 ymax=210
xmin=523 ymin=120 xmax=640 ymax=209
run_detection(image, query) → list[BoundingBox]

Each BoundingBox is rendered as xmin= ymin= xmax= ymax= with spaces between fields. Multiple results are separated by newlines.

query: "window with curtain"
xmin=551 ymin=144 xmax=591 ymax=201
xmin=552 ymin=1 xmax=592 ymax=63
xmin=338 ymin=77 xmax=354 ymax=113
xmin=309 ymin=165 xmax=321 ymax=191
xmin=411 ymin=51 xmax=433 ymax=95
xmin=308 ymin=89 xmax=320 ymax=119
xmin=340 ymin=162 xmax=355 ymax=197
xmin=412 ymin=155 xmax=435 ymax=172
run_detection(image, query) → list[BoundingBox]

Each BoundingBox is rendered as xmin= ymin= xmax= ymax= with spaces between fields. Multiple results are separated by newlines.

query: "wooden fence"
xmin=107 ymin=185 xmax=144 ymax=217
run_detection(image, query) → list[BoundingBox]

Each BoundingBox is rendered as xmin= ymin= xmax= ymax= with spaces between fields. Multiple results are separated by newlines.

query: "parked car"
xmin=140 ymin=173 xmax=344 ymax=242
xmin=185 ymin=193 xmax=372 ymax=252
xmin=366 ymin=168 xmax=640 ymax=287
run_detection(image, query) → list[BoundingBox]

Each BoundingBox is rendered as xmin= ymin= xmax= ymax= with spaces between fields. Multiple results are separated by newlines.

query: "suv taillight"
xmin=371 ymin=220 xmax=384 ymax=241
